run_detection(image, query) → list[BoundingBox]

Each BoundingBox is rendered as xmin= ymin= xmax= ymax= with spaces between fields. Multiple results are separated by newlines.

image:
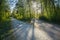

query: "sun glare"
xmin=31 ymin=1 xmax=42 ymax=13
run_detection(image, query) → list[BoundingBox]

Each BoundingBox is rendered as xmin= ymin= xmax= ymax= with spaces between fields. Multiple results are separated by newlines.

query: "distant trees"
xmin=12 ymin=0 xmax=31 ymax=21
xmin=12 ymin=0 xmax=60 ymax=24
xmin=12 ymin=0 xmax=41 ymax=21
xmin=12 ymin=0 xmax=25 ymax=20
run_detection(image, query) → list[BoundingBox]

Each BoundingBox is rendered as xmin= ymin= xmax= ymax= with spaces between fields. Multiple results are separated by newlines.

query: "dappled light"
xmin=0 ymin=0 xmax=60 ymax=40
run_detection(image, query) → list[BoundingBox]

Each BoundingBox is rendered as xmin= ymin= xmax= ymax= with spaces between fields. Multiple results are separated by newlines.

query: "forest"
xmin=0 ymin=0 xmax=60 ymax=40
xmin=12 ymin=0 xmax=60 ymax=23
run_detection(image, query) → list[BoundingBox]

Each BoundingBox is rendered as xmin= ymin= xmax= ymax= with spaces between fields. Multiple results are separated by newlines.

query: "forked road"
xmin=3 ymin=18 xmax=60 ymax=40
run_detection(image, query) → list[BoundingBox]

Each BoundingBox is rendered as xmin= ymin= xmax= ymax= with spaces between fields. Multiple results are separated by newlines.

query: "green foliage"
xmin=0 ymin=0 xmax=10 ymax=22
xmin=12 ymin=0 xmax=60 ymax=24
xmin=39 ymin=0 xmax=60 ymax=24
xmin=12 ymin=0 xmax=40 ymax=22
xmin=0 ymin=0 xmax=11 ymax=40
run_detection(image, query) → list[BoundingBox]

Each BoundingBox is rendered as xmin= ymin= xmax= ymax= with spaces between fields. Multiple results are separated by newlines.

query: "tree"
xmin=0 ymin=0 xmax=10 ymax=22
xmin=40 ymin=0 xmax=60 ymax=23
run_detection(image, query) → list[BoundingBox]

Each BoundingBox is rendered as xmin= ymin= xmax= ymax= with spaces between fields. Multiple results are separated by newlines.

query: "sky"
xmin=55 ymin=0 xmax=60 ymax=6
xmin=8 ymin=0 xmax=18 ymax=13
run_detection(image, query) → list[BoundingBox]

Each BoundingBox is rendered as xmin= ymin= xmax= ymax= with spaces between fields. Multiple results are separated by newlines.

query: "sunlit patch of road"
xmin=34 ymin=19 xmax=60 ymax=40
xmin=2 ymin=18 xmax=60 ymax=40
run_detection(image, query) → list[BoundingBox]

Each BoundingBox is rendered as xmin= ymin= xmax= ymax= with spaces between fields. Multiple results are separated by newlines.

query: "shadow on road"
xmin=1 ymin=18 xmax=36 ymax=40
xmin=1 ymin=18 xmax=60 ymax=40
xmin=30 ymin=24 xmax=36 ymax=40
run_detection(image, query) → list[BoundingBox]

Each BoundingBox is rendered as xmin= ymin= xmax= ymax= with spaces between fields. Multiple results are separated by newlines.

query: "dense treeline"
xmin=12 ymin=0 xmax=40 ymax=22
xmin=40 ymin=0 xmax=60 ymax=24
xmin=12 ymin=0 xmax=60 ymax=24
xmin=12 ymin=0 xmax=31 ymax=20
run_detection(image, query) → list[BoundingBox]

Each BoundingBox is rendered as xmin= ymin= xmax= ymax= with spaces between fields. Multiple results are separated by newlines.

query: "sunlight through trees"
xmin=0 ymin=0 xmax=60 ymax=40
xmin=11 ymin=0 xmax=60 ymax=24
